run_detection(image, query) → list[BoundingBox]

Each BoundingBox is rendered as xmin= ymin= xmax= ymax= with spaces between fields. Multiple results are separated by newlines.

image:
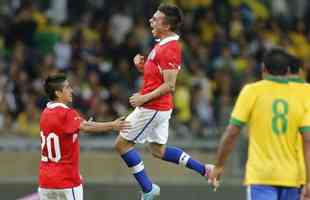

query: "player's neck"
xmin=54 ymin=99 xmax=69 ymax=106
xmin=159 ymin=31 xmax=177 ymax=40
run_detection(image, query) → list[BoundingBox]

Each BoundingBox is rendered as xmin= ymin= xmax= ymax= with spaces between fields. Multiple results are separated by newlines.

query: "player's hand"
xmin=78 ymin=117 xmax=89 ymax=128
xmin=129 ymin=93 xmax=147 ymax=107
xmin=133 ymin=54 xmax=145 ymax=72
xmin=113 ymin=116 xmax=131 ymax=132
xmin=208 ymin=165 xmax=224 ymax=190
xmin=301 ymin=183 xmax=310 ymax=200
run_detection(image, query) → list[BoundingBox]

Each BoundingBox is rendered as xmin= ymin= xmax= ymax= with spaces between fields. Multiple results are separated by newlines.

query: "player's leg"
xmin=147 ymin=109 xmax=213 ymax=177
xmin=114 ymin=107 xmax=157 ymax=194
xmin=279 ymin=186 xmax=301 ymax=200
xmin=148 ymin=143 xmax=212 ymax=177
xmin=247 ymin=185 xmax=277 ymax=200
xmin=115 ymin=136 xmax=153 ymax=193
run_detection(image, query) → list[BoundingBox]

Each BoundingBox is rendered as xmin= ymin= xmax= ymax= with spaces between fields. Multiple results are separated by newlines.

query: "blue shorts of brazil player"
xmin=247 ymin=185 xmax=302 ymax=200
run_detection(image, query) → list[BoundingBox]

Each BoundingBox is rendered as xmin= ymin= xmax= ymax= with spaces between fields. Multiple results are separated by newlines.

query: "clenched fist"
xmin=133 ymin=54 xmax=145 ymax=72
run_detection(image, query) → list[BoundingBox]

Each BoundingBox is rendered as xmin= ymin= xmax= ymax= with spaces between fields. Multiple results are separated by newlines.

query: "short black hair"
xmin=263 ymin=48 xmax=289 ymax=75
xmin=289 ymin=55 xmax=302 ymax=74
xmin=44 ymin=74 xmax=67 ymax=101
xmin=158 ymin=3 xmax=183 ymax=32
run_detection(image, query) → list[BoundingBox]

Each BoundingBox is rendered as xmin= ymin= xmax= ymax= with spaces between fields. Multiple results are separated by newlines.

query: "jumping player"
xmin=114 ymin=4 xmax=213 ymax=200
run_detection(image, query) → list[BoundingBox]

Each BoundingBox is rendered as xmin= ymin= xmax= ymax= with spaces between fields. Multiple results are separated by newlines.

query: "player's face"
xmin=149 ymin=11 xmax=169 ymax=38
xmin=57 ymin=80 xmax=73 ymax=103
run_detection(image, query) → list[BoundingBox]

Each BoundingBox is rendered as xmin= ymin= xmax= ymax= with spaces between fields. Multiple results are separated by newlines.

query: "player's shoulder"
xmin=43 ymin=102 xmax=75 ymax=117
xmin=160 ymin=40 xmax=181 ymax=51
xmin=289 ymin=80 xmax=310 ymax=88
xmin=156 ymin=40 xmax=181 ymax=61
xmin=289 ymin=82 xmax=310 ymax=97
xmin=289 ymin=81 xmax=310 ymax=87
xmin=238 ymin=80 xmax=272 ymax=97
xmin=250 ymin=78 xmax=290 ymax=88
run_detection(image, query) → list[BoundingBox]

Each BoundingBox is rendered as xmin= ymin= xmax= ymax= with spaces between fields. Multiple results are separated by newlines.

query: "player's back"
xmin=233 ymin=77 xmax=308 ymax=187
xmin=39 ymin=102 xmax=82 ymax=189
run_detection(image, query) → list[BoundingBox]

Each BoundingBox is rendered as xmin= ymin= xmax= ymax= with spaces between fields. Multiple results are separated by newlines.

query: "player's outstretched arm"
xmin=302 ymin=131 xmax=310 ymax=200
xmin=80 ymin=117 xmax=130 ymax=133
xmin=208 ymin=124 xmax=241 ymax=187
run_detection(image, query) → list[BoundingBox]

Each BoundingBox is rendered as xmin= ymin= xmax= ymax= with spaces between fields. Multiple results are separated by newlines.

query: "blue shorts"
xmin=247 ymin=185 xmax=301 ymax=200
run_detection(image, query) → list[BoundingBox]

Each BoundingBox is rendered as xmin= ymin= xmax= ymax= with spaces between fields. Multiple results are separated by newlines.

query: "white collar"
xmin=158 ymin=34 xmax=179 ymax=46
xmin=47 ymin=102 xmax=69 ymax=109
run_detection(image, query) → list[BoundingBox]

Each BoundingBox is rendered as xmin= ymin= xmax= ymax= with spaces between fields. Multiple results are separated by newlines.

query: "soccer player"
xmin=38 ymin=74 xmax=130 ymax=200
xmin=114 ymin=4 xmax=213 ymax=200
xmin=208 ymin=48 xmax=310 ymax=200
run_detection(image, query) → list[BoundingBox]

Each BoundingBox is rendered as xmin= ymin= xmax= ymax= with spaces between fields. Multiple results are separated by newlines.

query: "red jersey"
xmin=140 ymin=35 xmax=182 ymax=110
xmin=39 ymin=102 xmax=83 ymax=189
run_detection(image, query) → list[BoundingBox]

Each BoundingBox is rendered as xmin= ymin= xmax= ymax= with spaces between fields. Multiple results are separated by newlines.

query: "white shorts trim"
xmin=38 ymin=184 xmax=83 ymax=200
xmin=247 ymin=186 xmax=252 ymax=200
xmin=120 ymin=107 xmax=172 ymax=144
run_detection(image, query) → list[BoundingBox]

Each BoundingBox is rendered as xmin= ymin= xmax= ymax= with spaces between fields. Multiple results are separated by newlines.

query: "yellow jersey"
xmin=230 ymin=76 xmax=310 ymax=187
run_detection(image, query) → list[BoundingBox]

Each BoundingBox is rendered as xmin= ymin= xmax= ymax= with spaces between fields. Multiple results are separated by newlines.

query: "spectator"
xmin=0 ymin=0 xmax=310 ymax=140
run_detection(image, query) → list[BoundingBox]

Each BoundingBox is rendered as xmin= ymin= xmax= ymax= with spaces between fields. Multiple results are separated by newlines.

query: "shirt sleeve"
xmin=63 ymin=109 xmax=83 ymax=134
xmin=158 ymin=45 xmax=181 ymax=70
xmin=230 ymin=85 xmax=256 ymax=127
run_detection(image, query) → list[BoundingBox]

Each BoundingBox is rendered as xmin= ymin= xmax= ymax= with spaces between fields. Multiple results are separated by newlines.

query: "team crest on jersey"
xmin=147 ymin=49 xmax=156 ymax=60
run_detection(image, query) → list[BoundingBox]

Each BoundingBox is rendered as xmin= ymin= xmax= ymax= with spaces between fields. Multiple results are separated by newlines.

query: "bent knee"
xmin=114 ymin=136 xmax=134 ymax=154
xmin=151 ymin=151 xmax=163 ymax=159
xmin=114 ymin=138 xmax=122 ymax=153
xmin=148 ymin=144 xmax=165 ymax=159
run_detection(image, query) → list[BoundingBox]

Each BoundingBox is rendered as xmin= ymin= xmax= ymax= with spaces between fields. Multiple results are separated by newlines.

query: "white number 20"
xmin=40 ymin=131 xmax=61 ymax=162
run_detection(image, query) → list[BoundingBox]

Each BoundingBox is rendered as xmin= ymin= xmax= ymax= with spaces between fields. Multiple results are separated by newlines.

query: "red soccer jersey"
xmin=140 ymin=35 xmax=182 ymax=111
xmin=39 ymin=102 xmax=83 ymax=189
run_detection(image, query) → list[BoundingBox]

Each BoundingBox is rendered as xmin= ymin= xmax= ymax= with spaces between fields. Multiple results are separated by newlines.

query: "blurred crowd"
xmin=1 ymin=0 xmax=310 ymax=138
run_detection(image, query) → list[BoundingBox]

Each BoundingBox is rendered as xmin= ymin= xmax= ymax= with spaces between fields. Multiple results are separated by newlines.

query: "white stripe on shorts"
xmin=133 ymin=111 xmax=158 ymax=141
xmin=247 ymin=186 xmax=252 ymax=200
